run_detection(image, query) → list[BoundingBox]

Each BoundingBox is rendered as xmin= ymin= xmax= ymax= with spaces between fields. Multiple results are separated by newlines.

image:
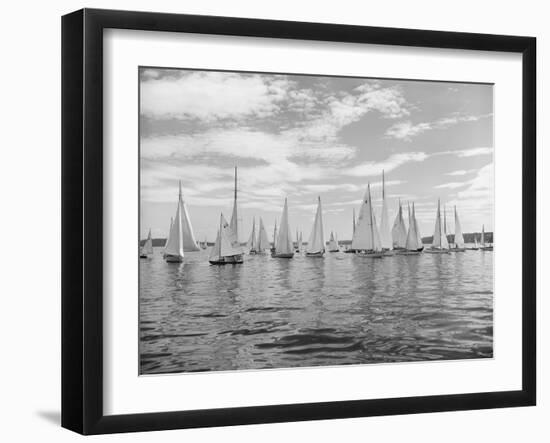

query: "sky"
xmin=139 ymin=67 xmax=494 ymax=243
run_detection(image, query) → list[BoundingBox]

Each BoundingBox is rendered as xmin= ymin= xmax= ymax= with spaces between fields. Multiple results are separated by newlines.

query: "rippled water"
xmin=139 ymin=246 xmax=493 ymax=374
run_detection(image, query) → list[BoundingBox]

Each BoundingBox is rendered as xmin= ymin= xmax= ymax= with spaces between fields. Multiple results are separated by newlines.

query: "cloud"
xmin=443 ymin=147 xmax=493 ymax=157
xmin=434 ymin=182 xmax=468 ymax=189
xmin=347 ymin=152 xmax=428 ymax=177
xmin=445 ymin=169 xmax=475 ymax=176
xmin=141 ymin=71 xmax=290 ymax=121
xmin=385 ymin=113 xmax=492 ymax=141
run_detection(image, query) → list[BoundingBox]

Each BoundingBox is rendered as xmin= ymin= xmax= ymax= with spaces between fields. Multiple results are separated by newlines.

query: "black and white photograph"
xmin=138 ymin=67 xmax=494 ymax=375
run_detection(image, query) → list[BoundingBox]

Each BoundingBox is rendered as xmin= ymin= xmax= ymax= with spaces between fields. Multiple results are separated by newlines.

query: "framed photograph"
xmin=62 ymin=8 xmax=536 ymax=435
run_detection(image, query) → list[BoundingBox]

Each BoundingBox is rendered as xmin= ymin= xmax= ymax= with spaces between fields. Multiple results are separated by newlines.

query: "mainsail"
xmin=246 ymin=217 xmax=258 ymax=253
xmin=178 ymin=181 xmax=200 ymax=252
xmin=141 ymin=228 xmax=154 ymax=256
xmin=379 ymin=170 xmax=392 ymax=249
xmin=306 ymin=196 xmax=325 ymax=254
xmin=431 ymin=199 xmax=449 ymax=249
xmin=392 ymin=200 xmax=407 ymax=249
xmin=454 ymin=206 xmax=465 ymax=248
xmin=163 ymin=217 xmax=173 ymax=256
xmin=273 ymin=220 xmax=278 ymax=249
xmin=328 ymin=231 xmax=339 ymax=251
xmin=298 ymin=231 xmax=303 ymax=251
xmin=257 ymin=217 xmax=270 ymax=252
xmin=209 ymin=213 xmax=243 ymax=262
xmin=164 ymin=198 xmax=184 ymax=260
xmin=414 ymin=203 xmax=423 ymax=248
xmin=275 ymin=198 xmax=294 ymax=255
xmin=352 ymin=184 xmax=382 ymax=252
xmin=405 ymin=204 xmax=421 ymax=250
xmin=480 ymin=224 xmax=486 ymax=247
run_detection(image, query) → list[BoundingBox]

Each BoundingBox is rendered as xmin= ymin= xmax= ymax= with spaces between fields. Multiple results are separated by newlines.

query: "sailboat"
xmin=328 ymin=231 xmax=339 ymax=252
xmin=305 ymin=196 xmax=325 ymax=257
xmin=344 ymin=208 xmax=357 ymax=253
xmin=177 ymin=181 xmax=200 ymax=252
xmin=164 ymin=191 xmax=185 ymax=263
xmin=246 ymin=217 xmax=258 ymax=254
xmin=201 ymin=236 xmax=208 ymax=250
xmin=295 ymin=229 xmax=300 ymax=252
xmin=480 ymin=224 xmax=493 ymax=251
xmin=451 ymin=206 xmax=466 ymax=252
xmin=352 ymin=184 xmax=384 ymax=258
xmin=229 ymin=167 xmax=240 ymax=245
xmin=272 ymin=198 xmax=294 ymax=258
xmin=391 ymin=199 xmax=408 ymax=250
xmin=425 ymin=199 xmax=450 ymax=254
xmin=399 ymin=203 xmax=422 ymax=255
xmin=271 ymin=220 xmax=278 ymax=253
xmin=379 ymin=170 xmax=393 ymax=252
xmin=209 ymin=213 xmax=244 ymax=264
xmin=470 ymin=235 xmax=480 ymax=250
xmin=162 ymin=217 xmax=173 ymax=258
xmin=140 ymin=228 xmax=154 ymax=258
xmin=256 ymin=218 xmax=271 ymax=254
xmin=297 ymin=231 xmax=303 ymax=253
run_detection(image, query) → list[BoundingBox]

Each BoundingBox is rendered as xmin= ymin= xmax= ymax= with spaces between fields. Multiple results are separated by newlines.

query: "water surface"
xmin=139 ymin=247 xmax=493 ymax=374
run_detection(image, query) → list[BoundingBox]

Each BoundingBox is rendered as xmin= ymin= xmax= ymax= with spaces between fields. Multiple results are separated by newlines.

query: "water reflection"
xmin=140 ymin=247 xmax=493 ymax=374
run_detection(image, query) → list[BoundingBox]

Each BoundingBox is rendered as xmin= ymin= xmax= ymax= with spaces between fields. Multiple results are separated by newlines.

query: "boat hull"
xmin=305 ymin=252 xmax=324 ymax=257
xmin=343 ymin=249 xmax=356 ymax=254
xmin=272 ymin=252 xmax=294 ymax=258
xmin=356 ymin=251 xmax=384 ymax=258
xmin=139 ymin=254 xmax=149 ymax=259
xmin=481 ymin=246 xmax=494 ymax=251
xmin=165 ymin=254 xmax=184 ymax=263
xmin=397 ymin=250 xmax=421 ymax=255
xmin=424 ymin=248 xmax=450 ymax=254
xmin=209 ymin=254 xmax=244 ymax=265
xmin=450 ymin=248 xmax=466 ymax=252
xmin=328 ymin=249 xmax=340 ymax=253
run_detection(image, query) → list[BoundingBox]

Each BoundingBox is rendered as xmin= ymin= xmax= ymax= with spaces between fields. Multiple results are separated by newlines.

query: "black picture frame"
xmin=61 ymin=8 xmax=536 ymax=435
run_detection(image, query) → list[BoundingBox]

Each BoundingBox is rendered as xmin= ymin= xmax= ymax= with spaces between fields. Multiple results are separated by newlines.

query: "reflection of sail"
xmin=306 ymin=197 xmax=325 ymax=255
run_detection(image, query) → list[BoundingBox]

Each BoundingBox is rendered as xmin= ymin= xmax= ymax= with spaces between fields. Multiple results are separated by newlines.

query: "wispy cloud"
xmin=385 ymin=113 xmax=492 ymax=141
xmin=445 ymin=169 xmax=475 ymax=176
xmin=434 ymin=182 xmax=468 ymax=189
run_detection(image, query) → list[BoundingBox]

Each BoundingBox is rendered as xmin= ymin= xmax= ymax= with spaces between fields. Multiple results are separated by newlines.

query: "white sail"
xmin=379 ymin=171 xmax=392 ymax=249
xmin=474 ymin=236 xmax=479 ymax=248
xmin=391 ymin=201 xmax=407 ymax=249
xmin=257 ymin=217 xmax=270 ymax=251
xmin=454 ymin=206 xmax=465 ymax=248
xmin=480 ymin=225 xmax=485 ymax=246
xmin=352 ymin=208 xmax=356 ymax=235
xmin=431 ymin=199 xmax=449 ymax=249
xmin=229 ymin=167 xmax=239 ymax=243
xmin=328 ymin=231 xmax=339 ymax=251
xmin=414 ymin=203 xmax=423 ymax=248
xmin=164 ymin=217 xmax=173 ymax=253
xmin=306 ymin=197 xmax=325 ymax=254
xmin=246 ymin=217 xmax=258 ymax=252
xmin=209 ymin=213 xmax=243 ymax=261
xmin=141 ymin=229 xmax=154 ymax=255
xmin=178 ymin=182 xmax=200 ymax=252
xmin=164 ymin=200 xmax=184 ymax=259
xmin=273 ymin=220 xmax=278 ymax=249
xmin=352 ymin=184 xmax=381 ymax=251
xmin=298 ymin=231 xmax=303 ymax=251
xmin=275 ymin=198 xmax=294 ymax=255
xmin=405 ymin=205 xmax=420 ymax=250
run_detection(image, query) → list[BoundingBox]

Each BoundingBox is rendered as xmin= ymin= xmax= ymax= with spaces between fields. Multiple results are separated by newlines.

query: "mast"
xmin=368 ymin=184 xmax=375 ymax=249
xmin=219 ymin=214 xmax=222 ymax=258
xmin=353 ymin=208 xmax=356 ymax=234
xmin=230 ymin=166 xmax=239 ymax=242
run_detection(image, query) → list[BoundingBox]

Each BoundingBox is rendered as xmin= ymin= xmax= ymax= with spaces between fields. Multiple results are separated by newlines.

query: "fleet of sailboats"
xmin=141 ymin=168 xmax=493 ymax=264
